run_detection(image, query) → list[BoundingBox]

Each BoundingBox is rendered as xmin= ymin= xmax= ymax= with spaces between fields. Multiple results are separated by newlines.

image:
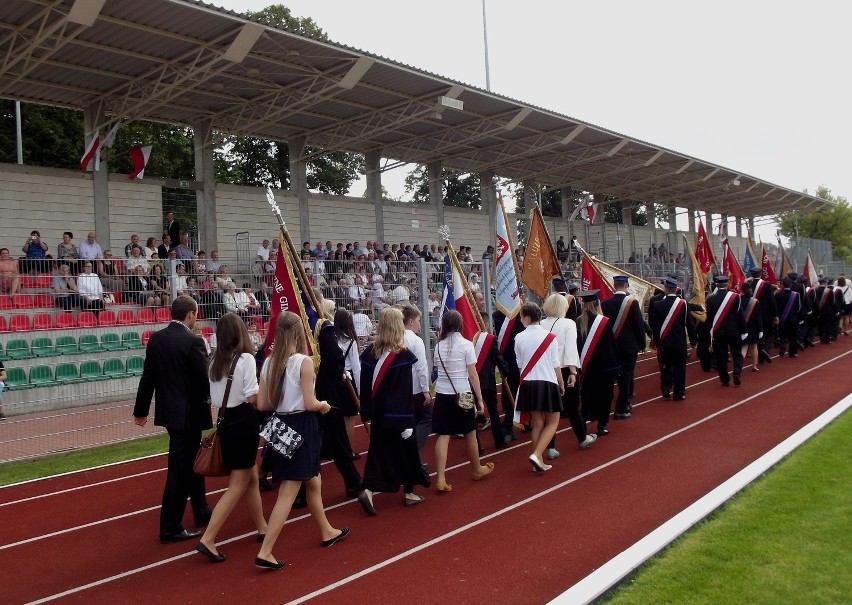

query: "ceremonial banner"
xmin=760 ymin=244 xmax=777 ymax=285
xmin=721 ymin=238 xmax=746 ymax=293
xmin=802 ymin=250 xmax=819 ymax=285
xmin=494 ymin=194 xmax=521 ymax=319
xmin=776 ymin=234 xmax=794 ymax=278
xmin=683 ymin=235 xmax=708 ymax=321
xmin=695 ymin=219 xmax=716 ymax=275
xmin=440 ymin=254 xmax=455 ymax=315
xmin=446 ymin=242 xmax=480 ymax=340
xmin=582 ymin=253 xmax=655 ymax=305
xmin=579 ymin=253 xmax=615 ymax=302
xmin=521 ymin=207 xmax=563 ymax=299
xmin=742 ymin=235 xmax=759 ymax=274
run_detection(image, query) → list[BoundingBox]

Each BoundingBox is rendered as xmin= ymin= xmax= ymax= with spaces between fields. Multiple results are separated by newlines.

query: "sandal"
xmin=472 ymin=462 xmax=495 ymax=481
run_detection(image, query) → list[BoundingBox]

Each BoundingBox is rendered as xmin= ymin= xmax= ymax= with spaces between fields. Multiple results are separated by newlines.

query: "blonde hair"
xmin=577 ymin=301 xmax=602 ymax=339
xmin=542 ymin=293 xmax=568 ymax=319
xmin=265 ymin=311 xmax=306 ymax=405
xmin=320 ymin=298 xmax=336 ymax=320
xmin=373 ymin=307 xmax=405 ymax=358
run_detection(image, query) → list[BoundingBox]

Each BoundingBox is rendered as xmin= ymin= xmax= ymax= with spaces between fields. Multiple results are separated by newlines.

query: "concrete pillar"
xmin=288 ymin=136 xmax=309 ymax=244
xmin=193 ymin=119 xmax=217 ymax=254
xmin=621 ymin=204 xmax=632 ymax=227
xmin=687 ymin=209 xmax=696 ymax=234
xmin=748 ymin=216 xmax=755 ymax=242
xmin=706 ymin=213 xmax=714 ymax=236
xmin=646 ymin=202 xmax=657 ymax=247
xmin=366 ymin=150 xmax=383 ymax=244
xmin=428 ymin=161 xmax=443 ymax=227
xmin=84 ymin=104 xmax=111 ymax=251
xmin=667 ymin=206 xmax=677 ymax=232
xmin=720 ymin=213 xmax=728 ymax=237
xmin=480 ymin=170 xmax=496 ymax=253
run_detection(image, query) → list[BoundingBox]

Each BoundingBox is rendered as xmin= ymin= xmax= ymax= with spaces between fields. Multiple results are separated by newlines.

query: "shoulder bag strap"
xmin=217 ymin=354 xmax=240 ymax=426
xmin=436 ymin=342 xmax=458 ymax=395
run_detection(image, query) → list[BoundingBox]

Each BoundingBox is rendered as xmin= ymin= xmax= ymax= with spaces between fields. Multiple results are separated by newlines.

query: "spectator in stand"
xmin=313 ymin=241 xmax=326 ymax=259
xmin=482 ymin=245 xmax=494 ymax=261
xmin=165 ymin=212 xmax=180 ymax=245
xmin=675 ymin=253 xmax=684 ymax=264
xmin=658 ymin=242 xmax=668 ymax=259
xmin=125 ymin=245 xmax=149 ymax=274
xmin=468 ymin=272 xmax=482 ymax=294
xmin=185 ymin=276 xmax=201 ymax=304
xmin=174 ymin=235 xmax=194 ymax=261
xmin=192 ymin=251 xmax=207 ymax=278
xmin=96 ymin=250 xmax=124 ymax=293
xmin=79 ymin=232 xmax=103 ymax=261
xmin=57 ymin=232 xmax=79 ymax=273
xmin=157 ymin=235 xmax=172 ymax=259
xmin=200 ymin=280 xmax=225 ymax=319
xmin=174 ymin=264 xmax=189 ymax=296
xmin=371 ymin=275 xmax=392 ymax=312
xmin=143 ymin=237 xmax=158 ymax=260
xmin=390 ymin=278 xmax=410 ymax=305
xmin=205 ymin=250 xmax=221 ymax=273
xmin=217 ymin=265 xmax=235 ymax=289
xmin=149 ymin=263 xmax=171 ymax=307
xmin=23 ymin=230 xmax=49 ymax=274
xmin=348 ymin=275 xmax=370 ymax=311
xmin=77 ymin=261 xmax=105 ymax=314
xmin=0 ymin=247 xmax=21 ymax=296
xmin=352 ymin=241 xmax=365 ymax=258
xmin=257 ymin=239 xmax=271 ymax=272
xmin=125 ymin=234 xmax=141 ymax=258
xmin=52 ymin=264 xmax=79 ymax=310
xmin=301 ymin=241 xmax=312 ymax=260
xmin=149 ymin=252 xmax=165 ymax=275
xmin=324 ymin=240 xmax=334 ymax=259
xmin=255 ymin=280 xmax=271 ymax=320
xmin=223 ymin=282 xmax=242 ymax=317
xmin=242 ymin=283 xmax=260 ymax=316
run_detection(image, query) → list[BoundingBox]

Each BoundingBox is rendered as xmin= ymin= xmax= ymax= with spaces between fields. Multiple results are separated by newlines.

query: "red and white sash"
xmin=580 ymin=315 xmax=609 ymax=373
xmin=752 ymin=278 xmax=766 ymax=301
xmin=497 ymin=315 xmax=517 ymax=355
xmin=659 ymin=297 xmax=685 ymax=343
xmin=371 ymin=351 xmax=398 ymax=398
xmin=473 ymin=331 xmax=495 ymax=373
xmin=711 ymin=291 xmax=737 ymax=335
xmin=744 ymin=297 xmax=758 ymax=323
xmin=818 ymin=288 xmax=832 ymax=311
xmin=612 ymin=294 xmax=635 ymax=338
xmin=519 ymin=332 xmax=557 ymax=385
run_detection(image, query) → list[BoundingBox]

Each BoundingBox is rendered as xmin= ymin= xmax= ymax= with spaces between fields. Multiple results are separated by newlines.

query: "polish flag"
xmin=80 ymin=131 xmax=100 ymax=171
xmin=447 ymin=245 xmax=479 ymax=341
xmin=129 ymin=146 xmax=152 ymax=180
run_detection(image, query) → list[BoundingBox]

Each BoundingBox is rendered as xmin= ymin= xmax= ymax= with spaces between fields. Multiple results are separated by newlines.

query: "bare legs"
xmin=435 ymin=432 xmax=495 ymax=491
xmin=199 ymin=467 xmax=267 ymax=556
xmin=530 ymin=411 xmax=560 ymax=468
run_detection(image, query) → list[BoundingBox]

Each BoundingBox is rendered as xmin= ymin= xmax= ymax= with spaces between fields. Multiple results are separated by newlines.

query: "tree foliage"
xmin=777 ymin=186 xmax=852 ymax=261
xmin=404 ymin=166 xmax=481 ymax=208
xmin=0 ymin=101 xmax=83 ymax=169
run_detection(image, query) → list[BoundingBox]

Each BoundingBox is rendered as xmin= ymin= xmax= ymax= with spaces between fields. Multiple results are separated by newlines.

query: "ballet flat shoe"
xmin=472 ymin=462 xmax=495 ymax=481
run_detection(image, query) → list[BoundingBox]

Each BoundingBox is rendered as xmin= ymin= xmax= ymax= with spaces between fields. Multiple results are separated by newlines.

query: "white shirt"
xmin=514 ymin=324 xmax=560 ymax=384
xmin=390 ymin=285 xmax=410 ymax=304
xmin=261 ymin=354 xmax=308 ymax=413
xmin=433 ymin=332 xmax=476 ymax=394
xmin=256 ymin=246 xmax=270 ymax=261
xmin=338 ymin=336 xmax=361 ymax=394
xmin=403 ymin=329 xmax=429 ymax=394
xmin=76 ymin=272 xmax=103 ymax=301
xmin=209 ymin=353 xmax=259 ymax=408
xmin=372 ymin=283 xmax=390 ymax=307
xmin=540 ymin=316 xmax=580 ymax=368
xmin=352 ymin=313 xmax=373 ymax=337
xmin=348 ymin=285 xmax=367 ymax=302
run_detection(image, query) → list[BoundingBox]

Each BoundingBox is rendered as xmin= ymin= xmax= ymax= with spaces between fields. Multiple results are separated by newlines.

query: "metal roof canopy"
xmin=0 ymin=0 xmax=831 ymax=217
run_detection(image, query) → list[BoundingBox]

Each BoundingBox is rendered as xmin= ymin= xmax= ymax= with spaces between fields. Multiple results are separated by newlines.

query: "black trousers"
xmin=500 ymin=368 xmax=519 ymax=434
xmin=615 ymin=352 xmax=638 ymax=413
xmin=318 ymin=408 xmax=362 ymax=492
xmin=481 ymin=388 xmax=507 ymax=448
xmin=413 ymin=392 xmax=433 ymax=453
xmin=778 ymin=322 xmax=800 ymax=356
xmin=561 ymin=368 xmax=587 ymax=444
xmin=712 ymin=336 xmax=744 ymax=384
xmin=581 ymin=372 xmax=614 ymax=428
xmin=759 ymin=322 xmax=776 ymax=358
xmin=161 ymin=428 xmax=208 ymax=535
xmin=659 ymin=347 xmax=688 ymax=398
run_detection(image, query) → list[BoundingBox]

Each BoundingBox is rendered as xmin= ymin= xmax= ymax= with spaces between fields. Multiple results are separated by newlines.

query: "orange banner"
xmin=521 ymin=208 xmax=562 ymax=299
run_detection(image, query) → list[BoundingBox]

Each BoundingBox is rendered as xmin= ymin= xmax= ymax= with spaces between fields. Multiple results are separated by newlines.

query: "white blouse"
xmin=540 ymin=316 xmax=580 ymax=368
xmin=261 ymin=353 xmax=308 ymax=414
xmin=514 ymin=324 xmax=560 ymax=384
xmin=337 ymin=336 xmax=361 ymax=394
xmin=209 ymin=353 xmax=259 ymax=408
xmin=433 ymin=332 xmax=476 ymax=394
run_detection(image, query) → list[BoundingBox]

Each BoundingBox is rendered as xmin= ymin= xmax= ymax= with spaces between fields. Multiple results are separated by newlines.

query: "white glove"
xmin=741 ymin=333 xmax=748 ymax=341
xmin=758 ymin=332 xmax=763 ymax=339
xmin=400 ymin=428 xmax=413 ymax=439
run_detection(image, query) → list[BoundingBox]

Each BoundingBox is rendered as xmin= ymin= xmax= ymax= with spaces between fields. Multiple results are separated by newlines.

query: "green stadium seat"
xmin=5 ymin=367 xmax=33 ymax=389
xmin=29 ymin=365 xmax=55 ymax=386
xmin=56 ymin=362 xmax=83 ymax=384
xmin=79 ymin=334 xmax=101 ymax=353
xmin=80 ymin=360 xmax=105 ymax=381
xmin=121 ymin=331 xmax=143 ymax=349
xmin=127 ymin=356 xmax=145 ymax=375
xmin=6 ymin=339 xmax=33 ymax=360
xmin=55 ymin=336 xmax=78 ymax=355
xmin=104 ymin=358 xmax=129 ymax=378
xmin=31 ymin=337 xmax=56 ymax=357
xmin=100 ymin=333 xmax=122 ymax=352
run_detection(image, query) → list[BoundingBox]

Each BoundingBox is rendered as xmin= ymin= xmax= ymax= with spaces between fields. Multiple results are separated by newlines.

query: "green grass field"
xmin=601 ymin=408 xmax=852 ymax=605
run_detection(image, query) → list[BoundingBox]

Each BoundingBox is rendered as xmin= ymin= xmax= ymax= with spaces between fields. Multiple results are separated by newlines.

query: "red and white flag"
xmin=580 ymin=253 xmax=615 ymax=302
xmin=721 ymin=238 xmax=746 ymax=293
xmin=447 ymin=243 xmax=479 ymax=341
xmin=802 ymin=250 xmax=819 ymax=286
xmin=80 ymin=130 xmax=100 ymax=171
xmin=129 ymin=145 xmax=152 ymax=180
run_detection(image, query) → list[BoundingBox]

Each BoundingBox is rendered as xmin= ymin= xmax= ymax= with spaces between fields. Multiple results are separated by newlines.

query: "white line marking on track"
xmin=22 ymin=350 xmax=849 ymax=605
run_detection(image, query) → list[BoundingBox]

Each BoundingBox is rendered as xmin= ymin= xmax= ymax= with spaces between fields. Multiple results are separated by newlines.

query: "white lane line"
xmin=551 ymin=391 xmax=852 ymax=605
xmin=23 ymin=350 xmax=849 ymax=605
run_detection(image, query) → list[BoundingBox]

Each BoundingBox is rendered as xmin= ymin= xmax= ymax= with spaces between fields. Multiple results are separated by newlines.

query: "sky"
xmin=212 ymin=0 xmax=849 ymax=236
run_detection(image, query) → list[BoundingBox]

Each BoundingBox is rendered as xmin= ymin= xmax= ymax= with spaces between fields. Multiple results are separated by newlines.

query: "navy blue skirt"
xmin=268 ymin=412 xmax=323 ymax=482
xmin=431 ymin=392 xmax=476 ymax=435
xmin=517 ymin=380 xmax=563 ymax=414
xmin=218 ymin=402 xmax=260 ymax=470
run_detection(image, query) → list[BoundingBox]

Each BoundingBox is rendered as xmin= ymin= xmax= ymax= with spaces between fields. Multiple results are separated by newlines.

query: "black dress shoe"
xmin=357 ymin=490 xmax=377 ymax=516
xmin=321 ymin=526 xmax=350 ymax=548
xmin=291 ymin=497 xmax=307 ymax=509
xmin=195 ymin=542 xmax=226 ymax=562
xmin=255 ymin=556 xmax=285 ymax=571
xmin=661 ymin=391 xmax=671 ymax=400
xmin=160 ymin=529 xmax=201 ymax=544
xmin=597 ymin=427 xmax=609 ymax=437
xmin=615 ymin=412 xmax=631 ymax=419
xmin=733 ymin=374 xmax=741 ymax=386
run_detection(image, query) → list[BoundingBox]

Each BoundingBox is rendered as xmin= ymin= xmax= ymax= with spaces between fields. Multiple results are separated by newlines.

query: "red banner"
xmin=580 ymin=254 xmax=614 ymax=302
xmin=695 ymin=220 xmax=716 ymax=274
xmin=269 ymin=234 xmax=316 ymax=355
xmin=722 ymin=239 xmax=746 ymax=293
xmin=760 ymin=244 xmax=777 ymax=285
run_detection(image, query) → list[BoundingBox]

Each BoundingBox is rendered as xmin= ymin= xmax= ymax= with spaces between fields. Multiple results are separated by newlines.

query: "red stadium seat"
xmin=21 ymin=274 xmax=38 ymax=289
xmin=0 ymin=315 xmax=7 ymax=332
xmin=10 ymin=314 xmax=31 ymax=332
xmin=200 ymin=325 xmax=213 ymax=339
xmin=0 ymin=296 xmax=11 ymax=310
xmin=98 ymin=310 xmax=117 ymax=326
xmin=77 ymin=311 xmax=98 ymax=328
xmin=36 ymin=274 xmax=52 ymax=288
xmin=12 ymin=293 xmax=34 ymax=309
xmin=141 ymin=330 xmax=155 ymax=346
xmin=155 ymin=307 xmax=171 ymax=323
xmin=55 ymin=312 xmax=76 ymax=329
xmin=33 ymin=313 xmax=53 ymax=331
xmin=34 ymin=293 xmax=53 ymax=308
xmin=112 ymin=291 xmax=122 ymax=305
xmin=117 ymin=309 xmax=136 ymax=325
xmin=138 ymin=308 xmax=155 ymax=323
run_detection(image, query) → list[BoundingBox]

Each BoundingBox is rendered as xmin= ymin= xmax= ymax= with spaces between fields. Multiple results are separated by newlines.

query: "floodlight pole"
xmin=481 ymin=0 xmax=491 ymax=91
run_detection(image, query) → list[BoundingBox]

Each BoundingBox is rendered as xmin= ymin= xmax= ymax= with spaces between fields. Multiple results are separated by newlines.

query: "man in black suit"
xmin=166 ymin=212 xmax=181 ymax=246
xmin=649 ymin=277 xmax=697 ymax=400
xmin=745 ymin=267 xmax=778 ymax=363
xmin=157 ymin=235 xmax=172 ymax=260
xmin=133 ymin=296 xmax=212 ymax=543
xmin=601 ymin=275 xmax=647 ymax=418
xmin=705 ymin=275 xmax=747 ymax=386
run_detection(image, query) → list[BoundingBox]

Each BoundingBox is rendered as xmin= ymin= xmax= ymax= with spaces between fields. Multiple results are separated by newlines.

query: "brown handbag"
xmin=193 ymin=355 xmax=239 ymax=477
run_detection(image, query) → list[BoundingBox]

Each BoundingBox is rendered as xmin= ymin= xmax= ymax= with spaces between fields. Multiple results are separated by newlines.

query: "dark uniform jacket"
xmin=359 ymin=346 xmax=417 ymax=429
xmin=775 ymin=288 xmax=802 ymax=325
xmin=601 ymin=291 xmax=647 ymax=356
xmin=746 ymin=277 xmax=778 ymax=322
xmin=649 ymin=294 xmax=697 ymax=349
xmin=705 ymin=288 xmax=747 ymax=338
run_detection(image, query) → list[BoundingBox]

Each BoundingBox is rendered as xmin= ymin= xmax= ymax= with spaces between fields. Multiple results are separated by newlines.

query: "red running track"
xmin=2 ymin=338 xmax=851 ymax=605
